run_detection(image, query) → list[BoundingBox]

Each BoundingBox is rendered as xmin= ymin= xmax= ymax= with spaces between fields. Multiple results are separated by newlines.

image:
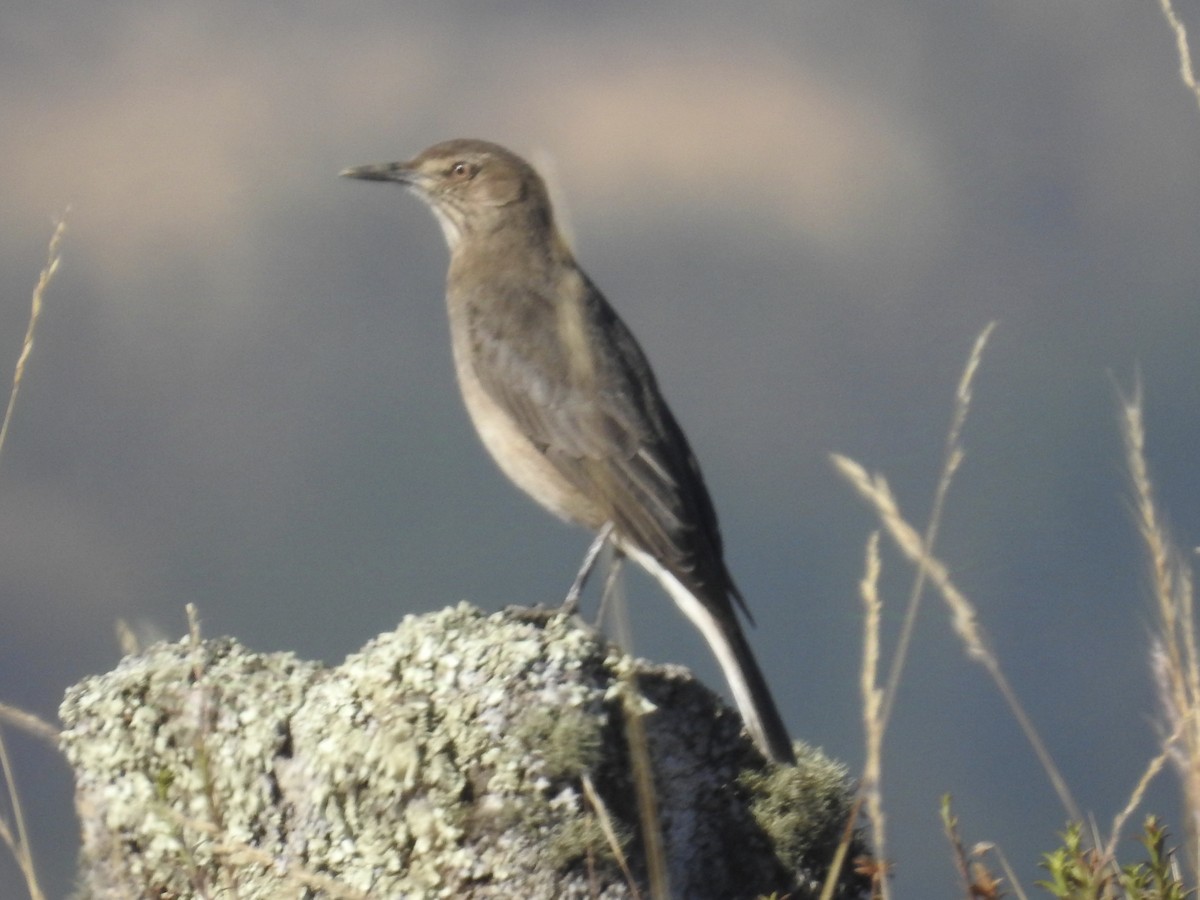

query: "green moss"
xmin=513 ymin=704 xmax=603 ymax=783
xmin=740 ymin=741 xmax=870 ymax=896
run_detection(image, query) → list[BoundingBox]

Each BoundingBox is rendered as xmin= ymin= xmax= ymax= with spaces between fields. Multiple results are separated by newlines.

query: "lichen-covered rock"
xmin=60 ymin=603 xmax=869 ymax=899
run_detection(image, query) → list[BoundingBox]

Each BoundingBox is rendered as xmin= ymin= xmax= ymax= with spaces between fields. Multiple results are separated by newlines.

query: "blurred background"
xmin=2 ymin=1 xmax=1199 ymax=896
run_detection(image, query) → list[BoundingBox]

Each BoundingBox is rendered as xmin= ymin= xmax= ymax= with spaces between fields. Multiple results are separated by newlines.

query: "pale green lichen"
xmin=61 ymin=602 xmax=867 ymax=899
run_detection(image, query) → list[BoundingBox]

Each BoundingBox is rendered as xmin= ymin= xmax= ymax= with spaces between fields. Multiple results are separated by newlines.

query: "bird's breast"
xmin=445 ymin=290 xmax=606 ymax=530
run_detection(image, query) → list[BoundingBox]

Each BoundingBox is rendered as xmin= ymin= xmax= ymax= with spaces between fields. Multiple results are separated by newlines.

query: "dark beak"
xmin=339 ymin=162 xmax=412 ymax=183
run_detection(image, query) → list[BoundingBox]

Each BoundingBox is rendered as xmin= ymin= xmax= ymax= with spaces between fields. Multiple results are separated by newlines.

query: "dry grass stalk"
xmin=1104 ymin=712 xmax=1181 ymax=869
xmin=824 ymin=326 xmax=998 ymax=899
xmin=0 ymin=728 xmax=45 ymax=900
xmin=859 ymin=532 xmax=889 ymax=900
xmin=0 ymin=215 xmax=66 ymax=465
xmin=819 ymin=796 xmax=866 ymax=900
xmin=832 ymin=451 xmax=1083 ymax=826
xmin=1158 ymin=0 xmax=1200 ymax=113
xmin=982 ymin=842 xmax=1029 ymax=900
xmin=880 ymin=322 xmax=996 ymax=730
xmin=606 ymin=565 xmax=671 ymax=900
xmin=1120 ymin=383 xmax=1200 ymax=875
xmin=0 ymin=705 xmax=57 ymax=749
xmin=581 ymin=773 xmax=642 ymax=900
xmin=0 ymin=215 xmax=67 ymax=900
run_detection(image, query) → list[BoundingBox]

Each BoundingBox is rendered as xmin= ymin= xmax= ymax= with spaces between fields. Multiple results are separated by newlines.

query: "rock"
xmin=60 ymin=603 xmax=868 ymax=899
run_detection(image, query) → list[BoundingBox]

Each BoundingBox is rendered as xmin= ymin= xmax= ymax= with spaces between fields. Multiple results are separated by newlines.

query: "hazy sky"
xmin=3 ymin=2 xmax=1200 ymax=896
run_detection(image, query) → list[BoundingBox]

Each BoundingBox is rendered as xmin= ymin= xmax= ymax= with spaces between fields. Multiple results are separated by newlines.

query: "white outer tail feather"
xmin=622 ymin=546 xmax=794 ymax=764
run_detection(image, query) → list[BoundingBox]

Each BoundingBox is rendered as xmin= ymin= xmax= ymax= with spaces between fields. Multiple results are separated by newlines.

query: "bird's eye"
xmin=449 ymin=161 xmax=475 ymax=179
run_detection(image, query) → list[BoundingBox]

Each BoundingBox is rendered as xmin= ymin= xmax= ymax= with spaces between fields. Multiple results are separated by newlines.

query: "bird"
xmin=342 ymin=139 xmax=795 ymax=764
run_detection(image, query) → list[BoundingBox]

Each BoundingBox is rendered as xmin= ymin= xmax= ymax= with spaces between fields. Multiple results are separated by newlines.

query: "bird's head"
xmin=342 ymin=139 xmax=552 ymax=250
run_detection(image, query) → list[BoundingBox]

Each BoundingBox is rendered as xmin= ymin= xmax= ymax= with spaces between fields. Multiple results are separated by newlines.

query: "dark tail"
xmin=629 ymin=547 xmax=796 ymax=764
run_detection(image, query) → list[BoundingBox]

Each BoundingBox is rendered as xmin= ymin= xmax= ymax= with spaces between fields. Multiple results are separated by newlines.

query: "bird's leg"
xmin=561 ymin=522 xmax=615 ymax=615
xmin=594 ymin=548 xmax=625 ymax=627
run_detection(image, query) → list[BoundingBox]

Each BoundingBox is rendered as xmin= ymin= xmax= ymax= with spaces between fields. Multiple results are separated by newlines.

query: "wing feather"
xmin=464 ymin=275 xmax=745 ymax=618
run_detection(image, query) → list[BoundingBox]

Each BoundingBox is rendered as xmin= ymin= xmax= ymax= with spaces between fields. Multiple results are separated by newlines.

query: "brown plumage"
xmin=343 ymin=139 xmax=794 ymax=764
